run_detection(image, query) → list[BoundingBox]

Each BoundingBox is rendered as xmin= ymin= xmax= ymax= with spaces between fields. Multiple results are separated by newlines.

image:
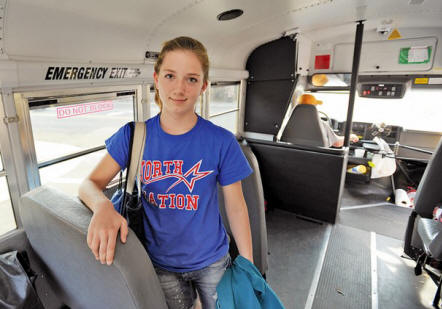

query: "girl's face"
xmin=154 ymin=49 xmax=207 ymax=117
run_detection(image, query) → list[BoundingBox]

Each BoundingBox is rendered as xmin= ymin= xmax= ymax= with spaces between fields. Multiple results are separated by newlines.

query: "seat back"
xmin=281 ymin=104 xmax=328 ymax=147
xmin=218 ymin=143 xmax=268 ymax=275
xmin=247 ymin=138 xmax=348 ymax=224
xmin=20 ymin=186 xmax=167 ymax=309
xmin=414 ymin=137 xmax=442 ymax=218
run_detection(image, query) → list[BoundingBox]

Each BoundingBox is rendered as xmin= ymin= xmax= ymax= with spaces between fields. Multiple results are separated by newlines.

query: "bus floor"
xmin=265 ymin=179 xmax=436 ymax=309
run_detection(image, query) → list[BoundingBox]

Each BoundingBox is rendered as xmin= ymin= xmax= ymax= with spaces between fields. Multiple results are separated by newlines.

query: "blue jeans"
xmin=154 ymin=253 xmax=231 ymax=309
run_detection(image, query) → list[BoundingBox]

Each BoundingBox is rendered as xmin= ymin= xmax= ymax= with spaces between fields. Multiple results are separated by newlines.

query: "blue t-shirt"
xmin=105 ymin=114 xmax=252 ymax=272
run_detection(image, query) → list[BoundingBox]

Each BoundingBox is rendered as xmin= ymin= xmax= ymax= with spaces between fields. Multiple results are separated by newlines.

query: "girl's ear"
xmin=200 ymin=81 xmax=208 ymax=94
xmin=153 ymin=72 xmax=159 ymax=88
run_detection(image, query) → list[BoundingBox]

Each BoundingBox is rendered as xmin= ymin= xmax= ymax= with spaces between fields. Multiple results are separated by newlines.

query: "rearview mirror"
xmin=310 ymin=73 xmax=351 ymax=87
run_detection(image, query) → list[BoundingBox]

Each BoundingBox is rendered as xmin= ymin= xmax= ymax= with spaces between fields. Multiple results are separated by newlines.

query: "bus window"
xmin=354 ymin=88 xmax=442 ymax=133
xmin=29 ymin=95 xmax=135 ymax=195
xmin=209 ymin=84 xmax=240 ymax=134
xmin=150 ymin=89 xmax=161 ymax=117
xmin=305 ymin=91 xmax=350 ymax=124
xmin=39 ymin=149 xmax=107 ymax=196
xmin=0 ymin=153 xmax=16 ymax=235
xmin=195 ymin=95 xmax=202 ymax=116
xmin=306 ymin=88 xmax=442 ymax=133
xmin=30 ymin=96 xmax=134 ymax=163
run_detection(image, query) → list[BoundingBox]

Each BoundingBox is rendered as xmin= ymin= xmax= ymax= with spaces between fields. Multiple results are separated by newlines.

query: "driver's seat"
xmin=281 ymin=104 xmax=328 ymax=147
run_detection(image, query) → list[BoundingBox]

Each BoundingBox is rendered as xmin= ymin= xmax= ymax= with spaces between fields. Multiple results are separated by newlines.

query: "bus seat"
xmin=280 ymin=104 xmax=328 ymax=147
xmin=218 ymin=143 xmax=269 ymax=276
xmin=20 ymin=186 xmax=167 ymax=309
xmin=413 ymin=137 xmax=442 ymax=219
xmin=417 ymin=219 xmax=442 ymax=259
xmin=246 ymin=138 xmax=348 ymax=224
xmin=405 ymin=138 xmax=442 ymax=305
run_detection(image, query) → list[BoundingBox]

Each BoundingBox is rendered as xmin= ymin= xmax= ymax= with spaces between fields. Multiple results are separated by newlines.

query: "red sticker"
xmin=314 ymin=54 xmax=331 ymax=70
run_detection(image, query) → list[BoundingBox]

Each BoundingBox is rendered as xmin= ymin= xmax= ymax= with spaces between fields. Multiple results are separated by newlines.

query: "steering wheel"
xmin=318 ymin=111 xmax=330 ymax=124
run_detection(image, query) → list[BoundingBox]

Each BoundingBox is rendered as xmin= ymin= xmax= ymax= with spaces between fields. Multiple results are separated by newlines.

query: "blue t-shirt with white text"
xmin=105 ymin=114 xmax=252 ymax=272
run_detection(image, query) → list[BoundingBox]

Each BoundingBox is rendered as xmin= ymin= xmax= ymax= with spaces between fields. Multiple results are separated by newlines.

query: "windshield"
xmin=307 ymin=88 xmax=442 ymax=133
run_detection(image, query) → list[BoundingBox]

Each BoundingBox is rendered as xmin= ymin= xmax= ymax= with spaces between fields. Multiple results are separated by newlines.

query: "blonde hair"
xmin=154 ymin=36 xmax=209 ymax=110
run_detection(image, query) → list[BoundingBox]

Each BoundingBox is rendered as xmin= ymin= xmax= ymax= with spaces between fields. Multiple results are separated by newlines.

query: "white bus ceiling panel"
xmin=304 ymin=1 xmax=442 ymax=42
xmin=4 ymin=0 xmax=276 ymax=67
xmin=3 ymin=0 xmax=441 ymax=70
xmin=4 ymin=0 xmax=182 ymax=63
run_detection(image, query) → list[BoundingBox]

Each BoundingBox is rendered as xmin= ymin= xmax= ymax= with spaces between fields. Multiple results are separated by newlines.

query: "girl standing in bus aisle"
xmin=78 ymin=36 xmax=254 ymax=309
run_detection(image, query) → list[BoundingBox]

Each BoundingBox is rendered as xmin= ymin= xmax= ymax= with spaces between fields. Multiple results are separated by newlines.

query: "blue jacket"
xmin=216 ymin=256 xmax=285 ymax=309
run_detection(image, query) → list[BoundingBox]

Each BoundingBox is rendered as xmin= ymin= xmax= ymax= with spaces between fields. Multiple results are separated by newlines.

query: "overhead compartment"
xmin=333 ymin=37 xmax=437 ymax=73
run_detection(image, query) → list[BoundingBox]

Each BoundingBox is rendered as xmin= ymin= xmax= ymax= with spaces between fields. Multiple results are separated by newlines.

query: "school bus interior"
xmin=1 ymin=0 xmax=442 ymax=308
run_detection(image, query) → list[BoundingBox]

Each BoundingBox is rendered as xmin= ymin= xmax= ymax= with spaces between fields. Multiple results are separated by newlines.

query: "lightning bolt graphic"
xmin=166 ymin=160 xmax=213 ymax=193
xmin=143 ymin=160 xmax=213 ymax=193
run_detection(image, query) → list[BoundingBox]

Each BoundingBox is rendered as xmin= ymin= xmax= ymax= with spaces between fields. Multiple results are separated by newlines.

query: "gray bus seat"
xmin=413 ymin=138 xmax=442 ymax=219
xmin=412 ymin=137 xmax=442 ymax=262
xmin=247 ymin=138 xmax=348 ymax=224
xmin=405 ymin=138 xmax=442 ymax=306
xmin=280 ymin=104 xmax=328 ymax=147
xmin=218 ymin=143 xmax=269 ymax=276
xmin=20 ymin=186 xmax=167 ymax=309
xmin=417 ymin=218 xmax=442 ymax=258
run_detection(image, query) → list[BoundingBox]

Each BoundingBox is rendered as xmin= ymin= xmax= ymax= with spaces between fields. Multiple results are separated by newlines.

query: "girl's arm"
xmin=79 ymin=153 xmax=128 ymax=265
xmin=222 ymin=181 xmax=254 ymax=263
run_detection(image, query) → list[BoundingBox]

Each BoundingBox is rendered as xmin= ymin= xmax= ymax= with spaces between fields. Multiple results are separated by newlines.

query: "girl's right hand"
xmin=86 ymin=202 xmax=128 ymax=265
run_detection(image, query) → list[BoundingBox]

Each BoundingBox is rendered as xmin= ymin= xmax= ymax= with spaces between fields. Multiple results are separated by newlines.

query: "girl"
xmin=79 ymin=36 xmax=253 ymax=309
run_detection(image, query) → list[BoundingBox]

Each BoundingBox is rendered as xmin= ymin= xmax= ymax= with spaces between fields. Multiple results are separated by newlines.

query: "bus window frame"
xmin=0 ymin=84 xmax=150 ymax=231
xmin=0 ymin=90 xmax=23 ymax=230
xmin=208 ymin=81 xmax=241 ymax=134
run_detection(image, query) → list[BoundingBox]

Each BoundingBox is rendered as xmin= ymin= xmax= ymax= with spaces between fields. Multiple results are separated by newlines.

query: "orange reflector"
xmin=414 ymin=78 xmax=429 ymax=84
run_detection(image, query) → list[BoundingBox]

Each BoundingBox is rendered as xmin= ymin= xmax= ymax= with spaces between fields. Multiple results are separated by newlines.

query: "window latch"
xmin=3 ymin=116 xmax=19 ymax=124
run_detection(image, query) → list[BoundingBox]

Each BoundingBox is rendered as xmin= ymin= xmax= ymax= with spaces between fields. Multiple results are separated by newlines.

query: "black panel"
xmin=358 ymin=83 xmax=405 ymax=98
xmin=247 ymin=139 xmax=348 ymax=223
xmin=244 ymin=37 xmax=296 ymax=136
xmin=244 ymin=80 xmax=295 ymax=135
xmin=246 ymin=37 xmax=295 ymax=81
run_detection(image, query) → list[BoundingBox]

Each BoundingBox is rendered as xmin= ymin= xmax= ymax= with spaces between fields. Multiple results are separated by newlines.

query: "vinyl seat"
xmin=280 ymin=104 xmax=328 ymax=147
xmin=20 ymin=186 xmax=168 ymax=309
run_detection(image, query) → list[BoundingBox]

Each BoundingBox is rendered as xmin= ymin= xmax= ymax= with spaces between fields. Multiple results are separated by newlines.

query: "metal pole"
xmin=343 ymin=20 xmax=365 ymax=146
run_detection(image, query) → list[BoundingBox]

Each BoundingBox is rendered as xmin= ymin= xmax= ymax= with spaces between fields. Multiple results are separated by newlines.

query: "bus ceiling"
xmin=0 ymin=0 xmax=441 ymax=89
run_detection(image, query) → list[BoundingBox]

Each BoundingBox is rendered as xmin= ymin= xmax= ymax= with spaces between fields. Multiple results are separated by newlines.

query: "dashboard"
xmin=337 ymin=121 xmax=402 ymax=143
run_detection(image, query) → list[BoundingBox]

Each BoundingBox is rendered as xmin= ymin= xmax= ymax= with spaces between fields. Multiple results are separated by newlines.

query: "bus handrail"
xmin=358 ymin=139 xmax=434 ymax=155
xmin=38 ymin=145 xmax=106 ymax=169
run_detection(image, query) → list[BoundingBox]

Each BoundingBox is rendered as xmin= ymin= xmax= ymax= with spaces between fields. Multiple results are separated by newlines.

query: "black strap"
xmin=120 ymin=122 xmax=136 ymax=215
xmin=124 ymin=121 xmax=136 ymax=192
